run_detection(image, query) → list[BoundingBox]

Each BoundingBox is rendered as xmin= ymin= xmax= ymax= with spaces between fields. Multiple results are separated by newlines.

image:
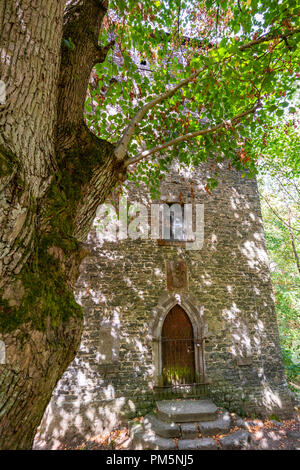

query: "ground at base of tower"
xmin=34 ymin=411 xmax=299 ymax=450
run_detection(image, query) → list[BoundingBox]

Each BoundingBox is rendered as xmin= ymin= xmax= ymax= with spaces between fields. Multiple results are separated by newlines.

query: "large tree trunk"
xmin=0 ymin=0 xmax=122 ymax=449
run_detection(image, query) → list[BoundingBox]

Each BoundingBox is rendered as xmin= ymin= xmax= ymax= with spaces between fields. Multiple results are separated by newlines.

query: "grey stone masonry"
xmin=143 ymin=414 xmax=180 ymax=438
xmin=198 ymin=410 xmax=232 ymax=436
xmin=220 ymin=430 xmax=253 ymax=450
xmin=157 ymin=399 xmax=218 ymax=423
xmin=130 ymin=399 xmax=252 ymax=450
xmin=177 ymin=438 xmax=218 ymax=450
xmin=180 ymin=423 xmax=199 ymax=439
xmin=133 ymin=431 xmax=177 ymax=450
xmin=34 ymin=159 xmax=294 ymax=449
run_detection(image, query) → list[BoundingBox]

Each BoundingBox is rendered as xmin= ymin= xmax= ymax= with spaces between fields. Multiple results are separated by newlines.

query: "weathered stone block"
xmin=220 ymin=430 xmax=252 ymax=450
xmin=180 ymin=423 xmax=199 ymax=439
xmin=177 ymin=437 xmax=218 ymax=450
xmin=143 ymin=414 xmax=180 ymax=438
xmin=157 ymin=399 xmax=218 ymax=423
xmin=133 ymin=431 xmax=177 ymax=450
xmin=198 ymin=411 xmax=232 ymax=436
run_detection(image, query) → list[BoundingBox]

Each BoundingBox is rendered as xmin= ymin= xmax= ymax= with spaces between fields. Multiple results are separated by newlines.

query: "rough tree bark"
xmin=0 ymin=0 xmax=123 ymax=449
xmin=0 ymin=0 xmax=298 ymax=451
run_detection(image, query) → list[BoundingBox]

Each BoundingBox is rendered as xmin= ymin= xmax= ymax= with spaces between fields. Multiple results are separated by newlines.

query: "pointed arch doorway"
xmin=161 ymin=305 xmax=196 ymax=386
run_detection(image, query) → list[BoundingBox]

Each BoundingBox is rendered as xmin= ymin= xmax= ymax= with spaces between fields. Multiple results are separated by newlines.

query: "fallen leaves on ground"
xmin=46 ymin=410 xmax=300 ymax=450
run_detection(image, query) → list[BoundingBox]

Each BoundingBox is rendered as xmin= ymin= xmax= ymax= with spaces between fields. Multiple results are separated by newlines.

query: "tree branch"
xmin=259 ymin=192 xmax=300 ymax=235
xmin=114 ymin=68 xmax=205 ymax=162
xmin=70 ymin=128 xmax=121 ymax=242
xmin=114 ymin=26 xmax=299 ymax=164
xmin=286 ymin=202 xmax=300 ymax=274
xmin=56 ymin=0 xmax=113 ymax=152
xmin=124 ymin=103 xmax=259 ymax=167
xmin=273 ymin=175 xmax=300 ymax=206
xmin=239 ymin=27 xmax=300 ymax=51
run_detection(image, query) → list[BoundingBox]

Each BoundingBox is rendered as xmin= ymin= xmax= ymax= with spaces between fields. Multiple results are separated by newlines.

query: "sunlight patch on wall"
xmin=201 ymin=273 xmax=212 ymax=286
xmin=34 ymin=397 xmax=128 ymax=449
xmin=240 ymin=239 xmax=269 ymax=269
xmin=262 ymin=384 xmax=283 ymax=410
xmin=222 ymin=303 xmax=253 ymax=359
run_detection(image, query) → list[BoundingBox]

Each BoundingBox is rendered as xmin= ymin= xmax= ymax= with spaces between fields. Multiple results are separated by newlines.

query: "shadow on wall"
xmin=34 ymin=163 xmax=294 ymax=449
xmin=33 ymin=395 xmax=137 ymax=449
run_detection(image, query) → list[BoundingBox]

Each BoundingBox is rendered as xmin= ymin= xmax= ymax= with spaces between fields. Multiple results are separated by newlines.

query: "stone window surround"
xmin=149 ymin=292 xmax=208 ymax=387
xmin=155 ymin=199 xmax=195 ymax=246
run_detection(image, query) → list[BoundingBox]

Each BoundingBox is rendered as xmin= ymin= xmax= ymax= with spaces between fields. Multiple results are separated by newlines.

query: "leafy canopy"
xmin=85 ymin=0 xmax=300 ymax=197
xmin=258 ymin=167 xmax=300 ymax=385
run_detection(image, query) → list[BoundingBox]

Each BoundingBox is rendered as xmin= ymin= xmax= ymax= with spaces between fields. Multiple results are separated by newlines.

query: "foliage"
xmin=274 ymin=274 xmax=299 ymax=387
xmin=85 ymin=0 xmax=299 ymax=197
xmin=258 ymin=165 xmax=300 ymax=386
xmin=254 ymin=115 xmax=300 ymax=178
xmin=90 ymin=1 xmax=300 ymax=382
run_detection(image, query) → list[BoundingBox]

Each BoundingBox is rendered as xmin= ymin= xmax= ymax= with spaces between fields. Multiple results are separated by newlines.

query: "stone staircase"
xmin=130 ymin=399 xmax=252 ymax=450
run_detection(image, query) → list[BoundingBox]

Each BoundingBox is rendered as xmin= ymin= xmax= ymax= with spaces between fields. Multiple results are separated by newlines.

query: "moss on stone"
xmin=0 ymin=235 xmax=83 ymax=333
xmin=0 ymin=133 xmax=116 ymax=334
xmin=0 ymin=146 xmax=17 ymax=177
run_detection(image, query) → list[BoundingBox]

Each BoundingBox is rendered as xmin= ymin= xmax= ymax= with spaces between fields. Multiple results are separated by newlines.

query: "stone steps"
xmin=198 ymin=410 xmax=232 ymax=436
xmin=143 ymin=414 xmax=180 ymax=438
xmin=156 ymin=398 xmax=218 ymax=423
xmin=130 ymin=399 xmax=252 ymax=450
xmin=178 ymin=438 xmax=218 ymax=450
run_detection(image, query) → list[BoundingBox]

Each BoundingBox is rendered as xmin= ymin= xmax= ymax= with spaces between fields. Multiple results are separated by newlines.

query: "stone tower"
xmin=35 ymin=160 xmax=293 ymax=449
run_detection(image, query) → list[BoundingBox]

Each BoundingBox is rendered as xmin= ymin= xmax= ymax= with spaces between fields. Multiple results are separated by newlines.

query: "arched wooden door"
xmin=161 ymin=305 xmax=195 ymax=386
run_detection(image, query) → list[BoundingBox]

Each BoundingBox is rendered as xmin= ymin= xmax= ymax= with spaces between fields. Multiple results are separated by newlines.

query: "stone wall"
xmin=34 ymin=161 xmax=294 ymax=449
